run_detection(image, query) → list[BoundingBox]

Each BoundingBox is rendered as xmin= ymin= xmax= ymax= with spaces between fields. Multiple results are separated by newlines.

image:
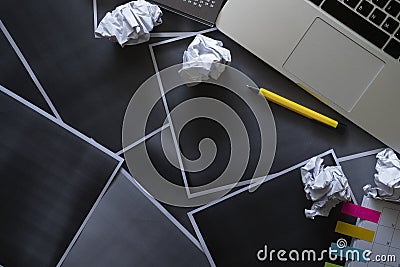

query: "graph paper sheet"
xmin=349 ymin=196 xmax=400 ymax=267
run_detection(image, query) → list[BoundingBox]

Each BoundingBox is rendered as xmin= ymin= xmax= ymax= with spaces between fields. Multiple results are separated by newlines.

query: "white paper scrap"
xmin=301 ymin=156 xmax=351 ymax=219
xmin=364 ymin=148 xmax=400 ymax=202
xmin=178 ymin=34 xmax=231 ymax=84
xmin=95 ymin=0 xmax=162 ymax=47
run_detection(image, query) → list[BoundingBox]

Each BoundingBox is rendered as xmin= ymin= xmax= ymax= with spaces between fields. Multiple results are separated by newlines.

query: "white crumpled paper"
xmin=364 ymin=148 xmax=400 ymax=202
xmin=178 ymin=34 xmax=231 ymax=84
xmin=301 ymin=156 xmax=351 ymax=219
xmin=95 ymin=0 xmax=162 ymax=47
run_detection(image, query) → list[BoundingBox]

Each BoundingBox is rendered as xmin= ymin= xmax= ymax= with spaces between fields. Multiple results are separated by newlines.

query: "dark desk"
xmin=0 ymin=0 xmax=386 ymax=266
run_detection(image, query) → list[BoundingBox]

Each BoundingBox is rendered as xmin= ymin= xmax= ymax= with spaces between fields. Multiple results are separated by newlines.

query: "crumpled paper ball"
xmin=364 ymin=148 xmax=400 ymax=202
xmin=95 ymin=0 xmax=162 ymax=47
xmin=301 ymin=156 xmax=351 ymax=219
xmin=178 ymin=34 xmax=231 ymax=85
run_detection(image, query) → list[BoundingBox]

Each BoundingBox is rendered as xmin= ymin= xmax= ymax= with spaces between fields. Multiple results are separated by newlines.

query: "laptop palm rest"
xmin=283 ymin=18 xmax=384 ymax=112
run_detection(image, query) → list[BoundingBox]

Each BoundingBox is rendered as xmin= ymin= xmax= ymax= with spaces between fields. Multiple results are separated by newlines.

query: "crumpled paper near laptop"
xmin=95 ymin=0 xmax=162 ymax=47
xmin=301 ymin=156 xmax=351 ymax=219
xmin=179 ymin=34 xmax=231 ymax=84
xmin=364 ymin=148 xmax=400 ymax=202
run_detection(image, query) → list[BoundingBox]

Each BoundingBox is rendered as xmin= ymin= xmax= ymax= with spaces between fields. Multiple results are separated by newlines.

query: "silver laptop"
xmin=216 ymin=0 xmax=400 ymax=151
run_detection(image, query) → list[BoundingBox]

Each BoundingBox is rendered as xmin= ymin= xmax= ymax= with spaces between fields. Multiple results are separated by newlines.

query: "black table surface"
xmin=0 ymin=0 xmax=388 ymax=266
xmin=0 ymin=88 xmax=121 ymax=267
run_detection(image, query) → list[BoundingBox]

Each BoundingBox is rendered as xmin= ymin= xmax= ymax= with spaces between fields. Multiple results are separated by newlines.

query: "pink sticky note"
xmin=341 ymin=202 xmax=381 ymax=223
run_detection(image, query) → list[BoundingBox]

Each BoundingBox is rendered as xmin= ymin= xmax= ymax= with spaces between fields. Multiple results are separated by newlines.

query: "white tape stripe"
xmin=349 ymin=189 xmax=358 ymax=206
xmin=188 ymin=184 xmax=263 ymax=267
xmin=116 ymin=123 xmax=170 ymax=155
xmin=336 ymin=148 xmax=386 ymax=205
xmin=157 ymin=4 xmax=214 ymax=27
xmin=248 ymin=149 xmax=335 ymax=189
xmin=149 ymin=27 xmax=217 ymax=47
xmin=187 ymin=149 xmax=339 ymax=267
xmin=150 ymin=32 xmax=200 ymax=38
xmin=248 ymin=149 xmax=336 ymax=192
xmin=0 ymin=84 xmax=122 ymax=161
xmin=188 ymin=212 xmax=216 ymax=266
xmin=147 ymin=26 xmax=224 ymax=198
xmin=149 ymin=45 xmax=192 ymax=197
xmin=189 ymin=180 xmax=248 ymax=198
xmin=337 ymin=148 xmax=385 ymax=163
xmin=0 ymin=49 xmax=125 ymax=263
xmin=331 ymin=149 xmax=340 ymax=167
xmin=189 ymin=149 xmax=336 ymax=198
xmin=92 ymin=0 xmax=205 ymax=40
xmin=0 ymin=20 xmax=62 ymax=121
xmin=57 ymin=161 xmax=124 ymax=267
xmin=1 ymin=80 xmax=202 ymax=257
xmin=189 ymin=149 xmax=336 ymax=214
xmin=188 ymin=148 xmax=373 ymax=266
xmin=332 ymin=150 xmax=358 ymax=205
xmin=189 ymin=177 xmax=266 ymax=197
xmin=121 ymin=169 xmax=204 ymax=252
xmin=93 ymin=0 xmax=98 ymax=36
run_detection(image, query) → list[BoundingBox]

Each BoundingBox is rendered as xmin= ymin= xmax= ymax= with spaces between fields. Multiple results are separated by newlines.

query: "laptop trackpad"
xmin=283 ymin=18 xmax=384 ymax=112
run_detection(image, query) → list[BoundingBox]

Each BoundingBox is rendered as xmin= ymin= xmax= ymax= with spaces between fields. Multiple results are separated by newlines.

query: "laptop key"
xmin=370 ymin=8 xmax=387 ymax=25
xmin=344 ymin=0 xmax=361 ymax=8
xmin=395 ymin=28 xmax=400 ymax=39
xmin=322 ymin=0 xmax=390 ymax=48
xmin=372 ymin=0 xmax=390 ymax=8
xmin=382 ymin=17 xmax=399 ymax=33
xmin=357 ymin=1 xmax=374 ymax=16
xmin=385 ymin=0 xmax=400 ymax=17
xmin=383 ymin=38 xmax=400 ymax=58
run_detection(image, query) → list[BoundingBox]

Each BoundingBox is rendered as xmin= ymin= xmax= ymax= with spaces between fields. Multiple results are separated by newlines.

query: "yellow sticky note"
xmin=335 ymin=221 xmax=374 ymax=242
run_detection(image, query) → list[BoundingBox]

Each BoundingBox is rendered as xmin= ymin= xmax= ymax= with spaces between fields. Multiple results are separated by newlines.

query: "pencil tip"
xmin=336 ymin=122 xmax=347 ymax=132
xmin=246 ymin=85 xmax=259 ymax=92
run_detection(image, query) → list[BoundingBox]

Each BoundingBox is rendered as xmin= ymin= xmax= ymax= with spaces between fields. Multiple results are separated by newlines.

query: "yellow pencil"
xmin=247 ymin=85 xmax=345 ymax=129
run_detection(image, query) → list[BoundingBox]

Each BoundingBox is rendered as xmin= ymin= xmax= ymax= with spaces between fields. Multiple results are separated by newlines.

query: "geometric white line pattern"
xmin=187 ymin=149 xmax=341 ymax=267
xmin=116 ymin=123 xmax=170 ymax=156
xmin=121 ymin=168 xmax=204 ymax=252
xmin=0 ymin=19 xmax=63 ymax=121
xmin=187 ymin=147 xmax=384 ymax=266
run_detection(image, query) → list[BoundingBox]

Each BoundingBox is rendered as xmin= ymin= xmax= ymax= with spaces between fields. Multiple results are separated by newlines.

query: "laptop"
xmin=151 ymin=0 xmax=226 ymax=25
xmin=216 ymin=0 xmax=400 ymax=152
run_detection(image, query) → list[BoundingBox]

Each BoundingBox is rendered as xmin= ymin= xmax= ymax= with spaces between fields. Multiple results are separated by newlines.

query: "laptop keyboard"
xmin=309 ymin=0 xmax=400 ymax=60
xmin=182 ymin=0 xmax=217 ymax=8
xmin=152 ymin=0 xmax=225 ymax=25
